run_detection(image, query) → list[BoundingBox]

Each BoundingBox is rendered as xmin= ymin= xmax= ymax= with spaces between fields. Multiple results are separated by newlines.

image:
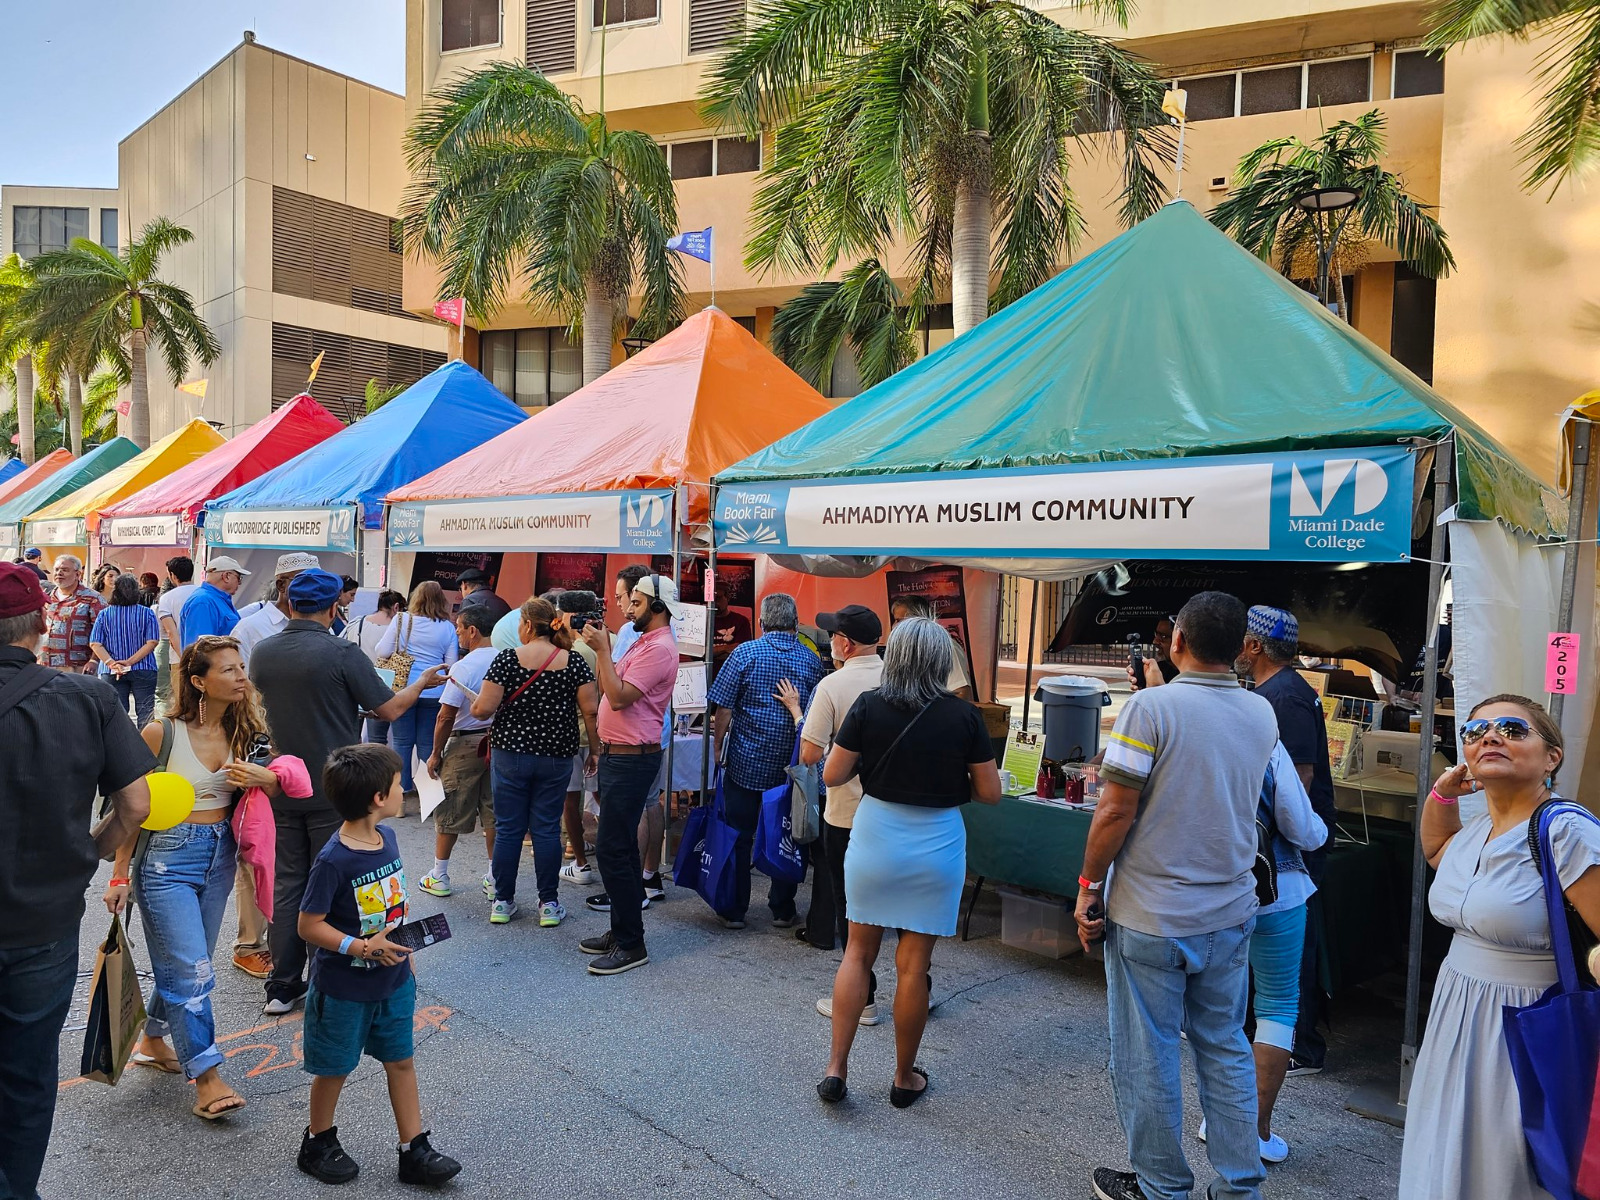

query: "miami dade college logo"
xmin=626 ymin=494 xmax=666 ymax=531
xmin=1288 ymin=458 xmax=1388 ymax=518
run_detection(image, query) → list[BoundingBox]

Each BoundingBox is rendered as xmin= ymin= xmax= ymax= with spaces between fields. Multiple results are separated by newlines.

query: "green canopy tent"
xmin=715 ymin=199 xmax=1568 ymax=1120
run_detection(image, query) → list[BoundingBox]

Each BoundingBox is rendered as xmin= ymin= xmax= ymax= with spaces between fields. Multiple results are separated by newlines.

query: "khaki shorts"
xmin=435 ymin=734 xmax=494 ymax=835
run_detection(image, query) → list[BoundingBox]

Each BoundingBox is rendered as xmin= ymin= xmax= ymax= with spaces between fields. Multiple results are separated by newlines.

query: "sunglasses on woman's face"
xmin=1460 ymin=716 xmax=1534 ymax=746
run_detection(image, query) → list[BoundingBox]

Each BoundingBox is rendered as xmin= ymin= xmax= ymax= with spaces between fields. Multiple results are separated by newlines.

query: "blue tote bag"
xmin=1503 ymin=800 xmax=1600 ymax=1200
xmin=754 ymin=737 xmax=806 ymax=884
xmin=672 ymin=803 xmax=711 ymax=893
xmin=675 ymin=774 xmax=741 ymax=915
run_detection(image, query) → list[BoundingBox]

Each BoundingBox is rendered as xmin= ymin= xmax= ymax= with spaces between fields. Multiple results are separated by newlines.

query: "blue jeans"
xmin=365 ymin=717 xmax=391 ymax=747
xmin=0 ymin=934 xmax=78 ymax=1200
xmin=1249 ymin=905 xmax=1307 ymax=1051
xmin=596 ymin=751 xmax=662 ymax=951
xmin=490 ymin=750 xmax=570 ymax=905
xmin=1105 ymin=918 xmax=1263 ymax=1200
xmin=106 ymin=670 xmax=157 ymax=726
xmin=720 ymin=778 xmax=800 ymax=922
xmin=136 ymin=821 xmax=237 ymax=1079
xmin=389 ymin=698 xmax=441 ymax=791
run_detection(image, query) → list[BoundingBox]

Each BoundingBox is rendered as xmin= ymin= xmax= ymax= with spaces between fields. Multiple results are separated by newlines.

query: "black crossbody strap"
xmin=864 ymin=697 xmax=939 ymax=797
xmin=0 ymin=663 xmax=51 ymax=722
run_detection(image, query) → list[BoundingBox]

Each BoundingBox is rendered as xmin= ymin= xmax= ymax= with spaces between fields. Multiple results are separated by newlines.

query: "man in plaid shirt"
xmin=708 ymin=592 xmax=825 ymax=928
xmin=41 ymin=555 xmax=104 ymax=673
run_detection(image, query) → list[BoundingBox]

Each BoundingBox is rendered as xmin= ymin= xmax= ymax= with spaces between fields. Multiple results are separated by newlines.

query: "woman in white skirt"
xmin=817 ymin=617 xmax=1001 ymax=1107
xmin=1400 ymin=694 xmax=1600 ymax=1199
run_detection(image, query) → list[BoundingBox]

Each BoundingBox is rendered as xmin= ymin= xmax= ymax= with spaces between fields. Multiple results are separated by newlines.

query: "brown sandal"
xmin=192 ymin=1091 xmax=246 ymax=1121
xmin=131 ymin=1051 xmax=181 ymax=1074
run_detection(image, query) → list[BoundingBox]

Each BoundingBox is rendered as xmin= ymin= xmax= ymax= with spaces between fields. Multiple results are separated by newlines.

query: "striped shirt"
xmin=89 ymin=604 xmax=161 ymax=671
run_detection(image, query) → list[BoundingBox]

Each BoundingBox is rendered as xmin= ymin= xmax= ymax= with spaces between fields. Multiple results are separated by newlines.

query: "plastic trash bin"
xmin=1033 ymin=675 xmax=1110 ymax=762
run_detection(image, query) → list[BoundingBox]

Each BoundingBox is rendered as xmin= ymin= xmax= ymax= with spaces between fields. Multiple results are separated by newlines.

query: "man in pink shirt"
xmin=577 ymin=573 xmax=680 ymax=975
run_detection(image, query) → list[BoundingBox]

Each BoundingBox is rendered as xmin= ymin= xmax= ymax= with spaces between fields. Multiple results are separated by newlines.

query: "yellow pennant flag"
xmin=307 ymin=350 xmax=326 ymax=385
xmin=177 ymin=378 xmax=208 ymax=399
xmin=1161 ymin=88 xmax=1188 ymax=123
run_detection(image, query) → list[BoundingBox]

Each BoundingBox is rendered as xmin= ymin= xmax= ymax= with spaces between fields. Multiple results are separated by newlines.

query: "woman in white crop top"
xmin=104 ymin=635 xmax=280 ymax=1120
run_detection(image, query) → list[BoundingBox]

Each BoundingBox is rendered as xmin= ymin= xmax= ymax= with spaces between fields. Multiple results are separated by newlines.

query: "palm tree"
xmin=0 ymin=369 xmax=119 ymax=459
xmin=1426 ymin=0 xmax=1600 ymax=189
xmin=770 ymin=259 xmax=918 ymax=392
xmin=22 ymin=218 xmax=220 ymax=449
xmin=701 ymin=0 xmax=1173 ymax=343
xmin=364 ymin=377 xmax=408 ymax=415
xmin=402 ymin=63 xmax=685 ymax=386
xmin=0 ymin=254 xmax=40 ymax=465
xmin=1209 ymin=110 xmax=1454 ymax=321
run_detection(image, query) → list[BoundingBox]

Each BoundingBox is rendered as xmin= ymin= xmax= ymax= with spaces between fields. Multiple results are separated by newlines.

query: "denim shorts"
xmin=302 ymin=973 xmax=416 ymax=1076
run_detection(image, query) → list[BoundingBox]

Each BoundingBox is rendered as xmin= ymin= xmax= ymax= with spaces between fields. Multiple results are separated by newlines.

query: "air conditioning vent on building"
xmin=1209 ymin=176 xmax=1228 ymax=192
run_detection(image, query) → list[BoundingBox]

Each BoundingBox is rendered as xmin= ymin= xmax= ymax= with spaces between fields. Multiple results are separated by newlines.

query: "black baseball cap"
xmin=817 ymin=604 xmax=882 ymax=645
xmin=456 ymin=567 xmax=490 ymax=585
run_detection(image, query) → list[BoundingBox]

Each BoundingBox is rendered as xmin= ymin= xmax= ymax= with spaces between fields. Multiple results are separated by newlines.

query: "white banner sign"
xmin=0 ymin=525 xmax=17 ymax=550
xmin=212 ymin=506 xmax=357 ymax=552
xmin=102 ymin=514 xmax=186 ymax=546
xmin=28 ymin=518 xmax=85 ymax=546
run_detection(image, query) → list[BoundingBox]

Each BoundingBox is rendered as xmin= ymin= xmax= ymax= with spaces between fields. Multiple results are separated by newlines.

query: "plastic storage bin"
xmin=997 ymin=885 xmax=1080 ymax=959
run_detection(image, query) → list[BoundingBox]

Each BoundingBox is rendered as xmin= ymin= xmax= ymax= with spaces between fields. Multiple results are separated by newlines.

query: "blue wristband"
xmin=337 ymin=935 xmax=355 ymax=956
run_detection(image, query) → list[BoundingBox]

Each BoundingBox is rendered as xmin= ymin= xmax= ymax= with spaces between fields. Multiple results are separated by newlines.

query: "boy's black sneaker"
xmin=398 ymin=1131 xmax=461 ymax=1187
xmin=587 ymin=942 xmax=649 ymax=975
xmin=1091 ymin=1168 xmax=1147 ymax=1200
xmin=579 ymin=931 xmax=615 ymax=956
xmin=299 ymin=1125 xmax=360 ymax=1184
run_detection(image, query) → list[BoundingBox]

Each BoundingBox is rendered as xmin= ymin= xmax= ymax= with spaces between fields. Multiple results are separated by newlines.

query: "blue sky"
xmin=2 ymin=0 xmax=405 ymax=187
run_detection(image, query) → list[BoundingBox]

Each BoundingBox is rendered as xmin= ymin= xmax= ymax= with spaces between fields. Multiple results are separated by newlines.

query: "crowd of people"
xmin=2 ymin=550 xmax=1598 ymax=1199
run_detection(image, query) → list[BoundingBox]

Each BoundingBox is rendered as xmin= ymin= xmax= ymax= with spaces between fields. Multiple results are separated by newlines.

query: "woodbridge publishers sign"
xmin=715 ymin=445 xmax=1415 ymax=562
xmin=387 ymin=489 xmax=673 ymax=554
xmin=208 ymin=506 xmax=359 ymax=553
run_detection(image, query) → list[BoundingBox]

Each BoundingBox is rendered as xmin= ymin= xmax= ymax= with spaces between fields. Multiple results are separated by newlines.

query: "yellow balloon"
xmin=142 ymin=772 xmax=197 ymax=831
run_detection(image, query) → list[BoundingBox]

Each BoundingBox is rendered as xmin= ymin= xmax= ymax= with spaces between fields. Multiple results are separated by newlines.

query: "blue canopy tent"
xmin=204 ymin=361 xmax=527 ymax=588
xmin=0 ymin=459 xmax=23 ymax=487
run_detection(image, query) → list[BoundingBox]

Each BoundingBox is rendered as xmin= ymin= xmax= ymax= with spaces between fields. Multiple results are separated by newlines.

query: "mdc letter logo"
xmin=1288 ymin=458 xmax=1388 ymax=518
xmin=626 ymin=494 xmax=666 ymax=529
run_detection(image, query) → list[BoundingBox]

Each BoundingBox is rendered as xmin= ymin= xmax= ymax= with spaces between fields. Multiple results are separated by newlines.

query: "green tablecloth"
xmin=962 ymin=796 xmax=1416 ymax=993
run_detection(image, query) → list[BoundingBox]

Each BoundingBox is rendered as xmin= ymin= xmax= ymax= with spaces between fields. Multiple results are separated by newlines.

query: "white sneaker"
xmin=263 ymin=994 xmax=302 ymax=1016
xmin=816 ymin=996 xmax=880 ymax=1026
xmin=1260 ymin=1132 xmax=1289 ymax=1164
xmin=560 ymin=860 xmax=595 ymax=885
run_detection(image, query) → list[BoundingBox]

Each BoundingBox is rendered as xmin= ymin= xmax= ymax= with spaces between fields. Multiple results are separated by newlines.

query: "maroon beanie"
xmin=0 ymin=562 xmax=47 ymax=619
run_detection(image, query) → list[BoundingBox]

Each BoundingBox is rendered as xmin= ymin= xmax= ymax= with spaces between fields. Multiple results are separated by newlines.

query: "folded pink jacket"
xmin=232 ymin=755 xmax=311 ymax=923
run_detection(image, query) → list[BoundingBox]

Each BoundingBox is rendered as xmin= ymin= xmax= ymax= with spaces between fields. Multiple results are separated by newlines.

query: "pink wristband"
xmin=1429 ymin=788 xmax=1458 ymax=806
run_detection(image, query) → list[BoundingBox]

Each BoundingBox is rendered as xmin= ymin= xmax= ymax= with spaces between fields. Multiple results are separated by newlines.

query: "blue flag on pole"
xmin=668 ymin=228 xmax=713 ymax=262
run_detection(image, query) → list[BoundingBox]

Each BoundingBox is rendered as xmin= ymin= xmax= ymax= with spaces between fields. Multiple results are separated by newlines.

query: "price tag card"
xmin=1547 ymin=632 xmax=1581 ymax=695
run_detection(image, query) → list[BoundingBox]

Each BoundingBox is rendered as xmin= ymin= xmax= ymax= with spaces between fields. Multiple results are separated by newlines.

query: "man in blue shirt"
xmin=708 ymin=592 xmax=825 ymax=928
xmin=179 ymin=556 xmax=250 ymax=647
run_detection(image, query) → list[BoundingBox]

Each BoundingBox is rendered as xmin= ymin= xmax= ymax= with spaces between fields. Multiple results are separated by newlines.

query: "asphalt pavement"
xmin=43 ymin=811 xmax=1404 ymax=1199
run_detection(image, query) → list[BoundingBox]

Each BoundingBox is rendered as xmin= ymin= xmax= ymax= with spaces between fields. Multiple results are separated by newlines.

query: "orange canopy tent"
xmin=387 ymin=308 xmax=837 ymax=547
xmin=0 ymin=449 xmax=73 ymax=507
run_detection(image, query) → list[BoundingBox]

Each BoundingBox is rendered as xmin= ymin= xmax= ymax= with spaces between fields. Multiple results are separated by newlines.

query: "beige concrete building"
xmin=401 ymin=0 xmax=1600 ymax=483
xmin=120 ymin=33 xmax=448 ymax=441
xmin=1 ymin=185 xmax=120 ymax=264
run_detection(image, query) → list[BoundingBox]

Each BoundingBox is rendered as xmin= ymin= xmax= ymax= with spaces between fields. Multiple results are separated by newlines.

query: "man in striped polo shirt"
xmin=1075 ymin=591 xmax=1279 ymax=1200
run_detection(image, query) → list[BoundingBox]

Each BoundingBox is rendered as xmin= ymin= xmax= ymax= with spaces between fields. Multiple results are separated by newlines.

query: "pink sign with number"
xmin=1547 ymin=632 xmax=1582 ymax=695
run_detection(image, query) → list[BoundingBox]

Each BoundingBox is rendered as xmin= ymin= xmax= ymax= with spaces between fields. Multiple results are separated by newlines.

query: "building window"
xmin=271 ymin=324 xmax=446 ymax=423
xmin=1393 ymin=49 xmax=1445 ymax=98
xmin=99 ymin=208 xmax=118 ymax=253
xmin=592 ymin=0 xmax=656 ymax=27
xmin=1172 ymin=55 xmax=1372 ymax=120
xmin=1391 ymin=264 xmax=1437 ymax=384
xmin=480 ymin=327 xmax=582 ymax=408
xmin=271 ymin=187 xmax=411 ymax=318
xmin=442 ymin=0 xmax=501 ymax=50
xmin=526 ymin=0 xmax=576 ymax=72
xmin=660 ymin=136 xmax=760 ymax=179
xmin=12 ymin=206 xmax=89 ymax=259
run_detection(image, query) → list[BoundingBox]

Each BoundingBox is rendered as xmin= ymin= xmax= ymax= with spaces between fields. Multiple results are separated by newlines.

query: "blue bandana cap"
xmin=288 ymin=568 xmax=344 ymax=613
xmin=1247 ymin=605 xmax=1298 ymax=644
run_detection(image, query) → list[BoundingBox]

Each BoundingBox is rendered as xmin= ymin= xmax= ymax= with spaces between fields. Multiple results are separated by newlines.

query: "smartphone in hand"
xmin=1128 ymin=634 xmax=1145 ymax=691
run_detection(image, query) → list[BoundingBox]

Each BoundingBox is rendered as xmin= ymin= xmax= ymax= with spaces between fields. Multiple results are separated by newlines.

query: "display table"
xmin=962 ymin=795 xmax=1415 ymax=992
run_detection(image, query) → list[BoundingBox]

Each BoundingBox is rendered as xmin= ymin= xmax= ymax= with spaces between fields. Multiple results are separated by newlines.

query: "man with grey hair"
xmin=708 ymin=592 xmax=826 ymax=928
xmin=40 ymin=553 xmax=104 ymax=672
xmin=0 ymin=562 xmax=152 ymax=1199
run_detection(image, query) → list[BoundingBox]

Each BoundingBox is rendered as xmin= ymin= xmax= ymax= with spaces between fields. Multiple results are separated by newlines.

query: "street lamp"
xmin=621 ymin=336 xmax=652 ymax=358
xmin=1293 ymin=187 xmax=1359 ymax=315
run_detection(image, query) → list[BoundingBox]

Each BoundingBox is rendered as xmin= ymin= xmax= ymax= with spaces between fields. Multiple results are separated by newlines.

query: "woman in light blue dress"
xmin=1400 ymin=694 xmax=1600 ymax=1199
xmin=816 ymin=617 xmax=1002 ymax=1108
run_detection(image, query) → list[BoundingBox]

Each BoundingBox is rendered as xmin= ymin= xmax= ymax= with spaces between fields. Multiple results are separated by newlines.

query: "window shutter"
xmin=689 ymin=0 xmax=742 ymax=54
xmin=527 ymin=0 xmax=576 ymax=74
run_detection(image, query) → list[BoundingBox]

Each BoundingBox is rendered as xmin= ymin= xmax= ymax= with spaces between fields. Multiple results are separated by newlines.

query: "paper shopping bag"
xmin=79 ymin=913 xmax=146 ymax=1085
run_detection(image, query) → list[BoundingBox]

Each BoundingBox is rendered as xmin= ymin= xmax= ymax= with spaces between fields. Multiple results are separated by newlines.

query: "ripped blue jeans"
xmin=136 ymin=820 xmax=237 ymax=1079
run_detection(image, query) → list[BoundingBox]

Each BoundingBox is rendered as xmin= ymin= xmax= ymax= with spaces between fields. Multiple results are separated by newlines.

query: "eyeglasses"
xmin=1460 ymin=716 xmax=1535 ymax=746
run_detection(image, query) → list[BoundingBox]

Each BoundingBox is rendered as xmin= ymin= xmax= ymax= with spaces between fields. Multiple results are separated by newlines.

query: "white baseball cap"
xmin=634 ymin=573 xmax=683 ymax=617
xmin=207 ymin=555 xmax=251 ymax=576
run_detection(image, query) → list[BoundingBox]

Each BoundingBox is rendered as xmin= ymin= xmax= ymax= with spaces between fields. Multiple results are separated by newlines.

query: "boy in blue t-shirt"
xmin=296 ymin=743 xmax=461 ymax=1187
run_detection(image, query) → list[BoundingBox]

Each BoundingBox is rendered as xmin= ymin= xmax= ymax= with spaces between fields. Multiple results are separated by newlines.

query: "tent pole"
xmin=666 ymin=488 xmax=680 ymax=838
xmin=1020 ymin=578 xmax=1040 ymax=733
xmin=1348 ymin=434 xmax=1453 ymax=1127
xmin=1551 ymin=417 xmax=1592 ymax=727
xmin=700 ymin=489 xmax=718 ymax=810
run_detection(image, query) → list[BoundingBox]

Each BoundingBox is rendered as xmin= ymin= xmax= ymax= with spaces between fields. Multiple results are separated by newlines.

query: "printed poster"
xmin=534 ymin=552 xmax=608 ymax=600
xmin=410 ymin=551 xmax=504 ymax=595
xmin=656 ymin=555 xmax=754 ymax=656
xmin=886 ymin=565 xmax=974 ymax=685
